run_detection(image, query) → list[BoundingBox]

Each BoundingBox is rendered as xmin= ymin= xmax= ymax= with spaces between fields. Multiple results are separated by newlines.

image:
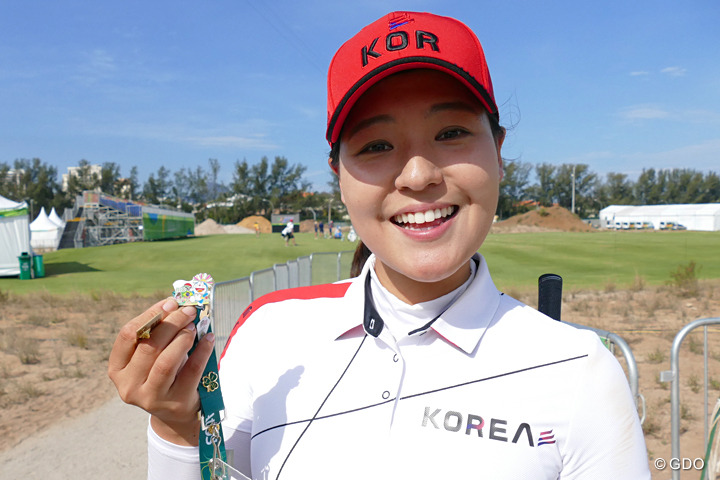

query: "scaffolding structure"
xmin=58 ymin=191 xmax=195 ymax=249
xmin=80 ymin=192 xmax=143 ymax=247
xmin=82 ymin=203 xmax=143 ymax=247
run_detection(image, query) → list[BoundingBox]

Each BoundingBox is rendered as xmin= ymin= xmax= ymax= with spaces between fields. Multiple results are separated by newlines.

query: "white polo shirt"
xmin=148 ymin=253 xmax=650 ymax=479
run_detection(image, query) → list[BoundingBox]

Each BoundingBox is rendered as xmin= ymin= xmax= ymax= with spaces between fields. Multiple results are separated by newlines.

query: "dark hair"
xmin=350 ymin=240 xmax=372 ymax=277
xmin=331 ymin=111 xmax=505 ymax=278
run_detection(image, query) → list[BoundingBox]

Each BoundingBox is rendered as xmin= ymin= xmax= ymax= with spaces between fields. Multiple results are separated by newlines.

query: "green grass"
xmin=2 ymin=233 xmax=353 ymax=296
xmin=480 ymin=230 xmax=720 ymax=292
xmin=1 ymin=230 xmax=718 ymax=296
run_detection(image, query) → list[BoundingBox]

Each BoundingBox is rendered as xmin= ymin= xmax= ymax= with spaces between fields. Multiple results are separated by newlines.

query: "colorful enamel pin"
xmin=136 ymin=273 xmax=215 ymax=340
xmin=173 ymin=273 xmax=214 ymax=338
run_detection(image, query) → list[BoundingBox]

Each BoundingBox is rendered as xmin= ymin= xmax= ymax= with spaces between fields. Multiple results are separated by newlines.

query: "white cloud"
xmin=630 ymin=71 xmax=650 ymax=76
xmin=618 ymin=105 xmax=670 ymax=120
xmin=617 ymin=105 xmax=720 ymax=124
xmin=661 ymin=66 xmax=687 ymax=77
xmin=88 ymin=49 xmax=117 ymax=72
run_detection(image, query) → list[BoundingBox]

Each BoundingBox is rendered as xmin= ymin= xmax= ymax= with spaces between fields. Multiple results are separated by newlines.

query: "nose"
xmin=394 ymin=153 xmax=443 ymax=191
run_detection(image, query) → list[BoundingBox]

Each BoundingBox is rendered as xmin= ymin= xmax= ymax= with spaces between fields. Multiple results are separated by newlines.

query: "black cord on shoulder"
xmin=275 ymin=334 xmax=368 ymax=479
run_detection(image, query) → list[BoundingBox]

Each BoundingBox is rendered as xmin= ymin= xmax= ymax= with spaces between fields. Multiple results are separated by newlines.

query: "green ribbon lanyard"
xmin=190 ymin=305 xmax=228 ymax=480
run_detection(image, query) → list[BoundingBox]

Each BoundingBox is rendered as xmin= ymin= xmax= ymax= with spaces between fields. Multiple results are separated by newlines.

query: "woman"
xmin=109 ymin=11 xmax=650 ymax=479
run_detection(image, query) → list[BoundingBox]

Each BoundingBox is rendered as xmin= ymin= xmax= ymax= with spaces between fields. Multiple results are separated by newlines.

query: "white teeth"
xmin=394 ymin=206 xmax=455 ymax=226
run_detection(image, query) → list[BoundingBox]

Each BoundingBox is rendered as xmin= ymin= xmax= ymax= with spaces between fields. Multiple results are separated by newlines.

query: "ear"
xmin=496 ymin=127 xmax=506 ymax=182
xmin=328 ymin=157 xmax=346 ymax=204
xmin=328 ymin=157 xmax=339 ymax=175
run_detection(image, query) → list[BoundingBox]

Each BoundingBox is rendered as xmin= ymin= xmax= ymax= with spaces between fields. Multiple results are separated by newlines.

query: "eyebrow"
xmin=345 ymin=114 xmax=394 ymax=141
xmin=345 ymin=101 xmax=481 ymax=141
xmin=427 ymin=101 xmax=482 ymax=116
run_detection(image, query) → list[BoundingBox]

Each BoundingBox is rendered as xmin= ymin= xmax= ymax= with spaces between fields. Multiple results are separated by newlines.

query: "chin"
xmin=392 ymin=254 xmax=468 ymax=283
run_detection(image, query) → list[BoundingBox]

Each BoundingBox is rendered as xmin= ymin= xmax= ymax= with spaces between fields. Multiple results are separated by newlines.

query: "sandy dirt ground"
xmin=1 ymin=209 xmax=718 ymax=479
xmin=2 ymin=278 xmax=719 ymax=479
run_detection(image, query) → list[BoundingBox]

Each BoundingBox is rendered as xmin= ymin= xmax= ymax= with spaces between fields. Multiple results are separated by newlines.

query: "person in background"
xmin=281 ymin=219 xmax=296 ymax=246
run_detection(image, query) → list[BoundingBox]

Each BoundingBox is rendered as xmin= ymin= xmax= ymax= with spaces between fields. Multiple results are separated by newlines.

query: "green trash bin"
xmin=18 ymin=252 xmax=32 ymax=280
xmin=32 ymin=255 xmax=45 ymax=278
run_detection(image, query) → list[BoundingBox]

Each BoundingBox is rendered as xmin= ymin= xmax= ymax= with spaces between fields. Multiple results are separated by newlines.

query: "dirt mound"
xmin=492 ymin=205 xmax=592 ymax=233
xmin=196 ymin=218 xmax=255 ymax=235
xmin=299 ymin=219 xmax=316 ymax=233
xmin=195 ymin=218 xmax=226 ymax=235
xmin=238 ymin=215 xmax=272 ymax=234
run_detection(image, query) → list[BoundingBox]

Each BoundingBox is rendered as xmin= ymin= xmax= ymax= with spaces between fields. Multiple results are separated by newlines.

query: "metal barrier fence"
xmin=660 ymin=317 xmax=720 ymax=480
xmin=211 ymin=251 xmax=354 ymax=355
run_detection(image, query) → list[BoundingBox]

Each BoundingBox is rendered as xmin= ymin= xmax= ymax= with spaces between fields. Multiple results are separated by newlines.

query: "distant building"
xmin=600 ymin=204 xmax=720 ymax=231
xmin=3 ymin=169 xmax=24 ymax=186
xmin=62 ymin=164 xmax=102 ymax=192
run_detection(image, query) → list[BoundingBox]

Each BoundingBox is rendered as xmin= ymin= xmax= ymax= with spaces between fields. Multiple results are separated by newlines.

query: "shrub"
xmin=668 ymin=261 xmax=701 ymax=297
xmin=647 ymin=348 xmax=666 ymax=364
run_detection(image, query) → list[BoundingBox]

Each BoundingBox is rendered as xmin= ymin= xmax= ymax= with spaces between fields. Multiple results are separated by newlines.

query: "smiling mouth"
xmin=392 ymin=206 xmax=457 ymax=229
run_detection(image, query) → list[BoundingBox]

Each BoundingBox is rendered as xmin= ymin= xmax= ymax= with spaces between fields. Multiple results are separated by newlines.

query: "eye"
xmin=437 ymin=127 xmax=470 ymax=141
xmin=358 ymin=141 xmax=393 ymax=154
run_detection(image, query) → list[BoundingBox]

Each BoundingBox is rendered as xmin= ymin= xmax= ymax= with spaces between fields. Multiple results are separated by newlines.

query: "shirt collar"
xmin=428 ymin=253 xmax=502 ymax=354
xmin=334 ymin=253 xmax=502 ymax=354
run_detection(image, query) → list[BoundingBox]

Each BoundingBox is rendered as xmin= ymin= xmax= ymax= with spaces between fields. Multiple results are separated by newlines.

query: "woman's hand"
xmin=107 ymin=298 xmax=216 ymax=446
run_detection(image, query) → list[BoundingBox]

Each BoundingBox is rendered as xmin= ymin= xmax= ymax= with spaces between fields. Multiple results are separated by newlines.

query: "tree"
xmin=602 ymin=172 xmax=635 ymax=205
xmin=671 ymin=169 xmax=705 ymax=204
xmin=702 ymin=172 xmax=720 ymax=203
xmin=634 ymin=168 xmax=658 ymax=205
xmin=142 ymin=166 xmax=173 ymax=205
xmin=530 ymin=163 xmax=557 ymax=207
xmin=0 ymin=158 xmax=66 ymax=216
xmin=497 ymin=159 xmax=532 ymax=219
xmin=65 ymin=159 xmax=100 ymax=197
xmin=127 ymin=166 xmax=141 ymax=200
xmin=550 ymin=164 xmax=597 ymax=217
xmin=208 ymin=158 xmax=221 ymax=201
xmin=173 ymin=168 xmax=192 ymax=206
xmin=231 ymin=156 xmax=311 ymax=216
xmin=100 ymin=162 xmax=122 ymax=196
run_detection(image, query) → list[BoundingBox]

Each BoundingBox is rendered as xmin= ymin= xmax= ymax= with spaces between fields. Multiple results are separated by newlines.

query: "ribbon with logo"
xmin=173 ymin=273 xmax=229 ymax=480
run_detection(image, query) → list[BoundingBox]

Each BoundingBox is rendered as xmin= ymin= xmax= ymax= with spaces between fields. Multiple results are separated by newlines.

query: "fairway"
xmin=2 ymin=233 xmax=354 ymax=296
xmin=481 ymin=230 xmax=719 ymax=292
xmin=1 ymin=230 xmax=718 ymax=296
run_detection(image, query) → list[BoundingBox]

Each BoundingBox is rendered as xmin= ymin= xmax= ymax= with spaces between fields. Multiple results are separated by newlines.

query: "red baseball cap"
xmin=326 ymin=11 xmax=498 ymax=146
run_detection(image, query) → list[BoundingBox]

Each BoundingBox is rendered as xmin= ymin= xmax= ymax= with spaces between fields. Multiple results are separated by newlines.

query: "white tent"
xmin=30 ymin=207 xmax=63 ymax=251
xmin=0 ymin=194 xmax=32 ymax=276
xmin=600 ymin=204 xmax=720 ymax=231
xmin=48 ymin=207 xmax=65 ymax=228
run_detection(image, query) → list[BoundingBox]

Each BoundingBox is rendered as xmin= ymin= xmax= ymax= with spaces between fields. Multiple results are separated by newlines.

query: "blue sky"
xmin=2 ymin=0 xmax=719 ymax=192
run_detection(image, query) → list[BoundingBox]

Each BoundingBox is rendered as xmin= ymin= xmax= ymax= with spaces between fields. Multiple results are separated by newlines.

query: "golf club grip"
xmin=538 ymin=273 xmax=563 ymax=321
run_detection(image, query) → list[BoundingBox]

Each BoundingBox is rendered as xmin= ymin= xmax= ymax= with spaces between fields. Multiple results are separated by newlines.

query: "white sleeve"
xmin=147 ymin=418 xmax=252 ymax=480
xmin=559 ymin=336 xmax=651 ymax=479
xmin=147 ymin=418 xmax=200 ymax=480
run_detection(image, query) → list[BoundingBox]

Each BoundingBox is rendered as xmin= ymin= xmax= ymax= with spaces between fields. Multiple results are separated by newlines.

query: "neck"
xmin=373 ymin=260 xmax=472 ymax=304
